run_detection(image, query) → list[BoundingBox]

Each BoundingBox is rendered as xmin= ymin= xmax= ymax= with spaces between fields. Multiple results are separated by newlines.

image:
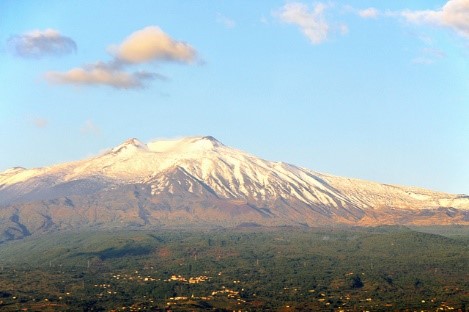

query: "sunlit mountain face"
xmin=1 ymin=136 xmax=467 ymax=242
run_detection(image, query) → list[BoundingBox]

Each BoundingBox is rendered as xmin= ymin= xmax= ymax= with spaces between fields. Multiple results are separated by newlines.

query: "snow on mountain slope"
xmin=1 ymin=136 xmax=466 ymax=210
xmin=317 ymin=173 xmax=469 ymax=210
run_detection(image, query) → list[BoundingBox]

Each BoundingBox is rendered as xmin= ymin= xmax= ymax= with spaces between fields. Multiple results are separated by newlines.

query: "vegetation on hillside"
xmin=0 ymin=226 xmax=467 ymax=311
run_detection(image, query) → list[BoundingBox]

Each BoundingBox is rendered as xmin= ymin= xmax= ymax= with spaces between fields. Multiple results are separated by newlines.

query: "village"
xmin=0 ymin=262 xmax=463 ymax=311
xmin=84 ymin=269 xmax=247 ymax=311
xmin=78 ymin=267 xmax=459 ymax=311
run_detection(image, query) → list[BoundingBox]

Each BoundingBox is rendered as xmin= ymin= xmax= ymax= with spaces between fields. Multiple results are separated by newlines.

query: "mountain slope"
xmin=0 ymin=136 xmax=468 ymax=241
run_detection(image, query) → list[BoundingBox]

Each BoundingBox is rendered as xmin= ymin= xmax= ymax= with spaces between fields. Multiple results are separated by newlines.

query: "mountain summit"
xmin=0 ymin=136 xmax=468 ymax=242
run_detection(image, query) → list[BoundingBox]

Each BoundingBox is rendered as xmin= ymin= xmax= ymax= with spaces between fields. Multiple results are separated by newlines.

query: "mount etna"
xmin=0 ymin=136 xmax=468 ymax=242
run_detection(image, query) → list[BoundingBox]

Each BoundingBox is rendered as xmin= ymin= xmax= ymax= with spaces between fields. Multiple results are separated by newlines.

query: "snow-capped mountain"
xmin=0 ymin=136 xmax=468 ymax=241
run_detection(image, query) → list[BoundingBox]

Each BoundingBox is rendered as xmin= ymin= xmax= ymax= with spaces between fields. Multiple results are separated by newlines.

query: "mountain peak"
xmin=190 ymin=135 xmax=223 ymax=148
xmin=199 ymin=135 xmax=219 ymax=143
xmin=110 ymin=138 xmax=148 ymax=154
xmin=1 ymin=167 xmax=26 ymax=175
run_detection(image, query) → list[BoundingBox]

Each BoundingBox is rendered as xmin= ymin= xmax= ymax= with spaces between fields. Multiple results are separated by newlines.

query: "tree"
xmin=351 ymin=275 xmax=364 ymax=289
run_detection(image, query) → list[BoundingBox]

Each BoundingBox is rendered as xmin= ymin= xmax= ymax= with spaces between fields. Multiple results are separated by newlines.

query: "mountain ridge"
xmin=0 ymin=136 xmax=468 ymax=242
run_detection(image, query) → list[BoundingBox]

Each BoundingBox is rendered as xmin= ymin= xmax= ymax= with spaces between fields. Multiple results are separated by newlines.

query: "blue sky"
xmin=1 ymin=0 xmax=468 ymax=194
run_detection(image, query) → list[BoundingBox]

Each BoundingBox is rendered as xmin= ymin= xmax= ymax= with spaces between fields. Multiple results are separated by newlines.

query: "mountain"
xmin=0 ymin=136 xmax=468 ymax=242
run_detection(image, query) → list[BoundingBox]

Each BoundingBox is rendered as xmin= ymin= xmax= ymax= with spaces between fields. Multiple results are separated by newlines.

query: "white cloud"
xmin=46 ymin=66 xmax=158 ymax=89
xmin=412 ymin=57 xmax=434 ymax=65
xmin=276 ymin=2 xmax=330 ymax=44
xmin=81 ymin=120 xmax=101 ymax=136
xmin=423 ymin=47 xmax=446 ymax=58
xmin=412 ymin=47 xmax=446 ymax=65
xmin=401 ymin=0 xmax=469 ymax=38
xmin=260 ymin=16 xmax=269 ymax=25
xmin=339 ymin=24 xmax=349 ymax=35
xmin=7 ymin=29 xmax=76 ymax=58
xmin=112 ymin=26 xmax=197 ymax=64
xmin=31 ymin=117 xmax=48 ymax=128
xmin=358 ymin=8 xmax=379 ymax=19
xmin=46 ymin=62 xmax=162 ymax=89
xmin=216 ymin=13 xmax=236 ymax=29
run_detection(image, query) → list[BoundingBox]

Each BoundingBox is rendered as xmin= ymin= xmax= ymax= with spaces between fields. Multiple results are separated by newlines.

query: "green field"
xmin=0 ymin=226 xmax=467 ymax=311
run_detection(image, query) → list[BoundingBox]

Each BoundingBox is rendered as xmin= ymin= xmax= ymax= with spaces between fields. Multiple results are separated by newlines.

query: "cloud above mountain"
xmin=401 ymin=0 xmax=469 ymax=38
xmin=216 ymin=13 xmax=236 ymax=29
xmin=276 ymin=2 xmax=330 ymax=44
xmin=31 ymin=117 xmax=48 ymax=129
xmin=353 ymin=0 xmax=469 ymax=39
xmin=7 ymin=29 xmax=76 ymax=58
xmin=80 ymin=120 xmax=101 ymax=136
xmin=46 ymin=62 xmax=165 ymax=89
xmin=111 ymin=26 xmax=197 ymax=64
xmin=275 ymin=2 xmax=351 ymax=44
xmin=46 ymin=26 xmax=196 ymax=89
xmin=358 ymin=8 xmax=379 ymax=19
